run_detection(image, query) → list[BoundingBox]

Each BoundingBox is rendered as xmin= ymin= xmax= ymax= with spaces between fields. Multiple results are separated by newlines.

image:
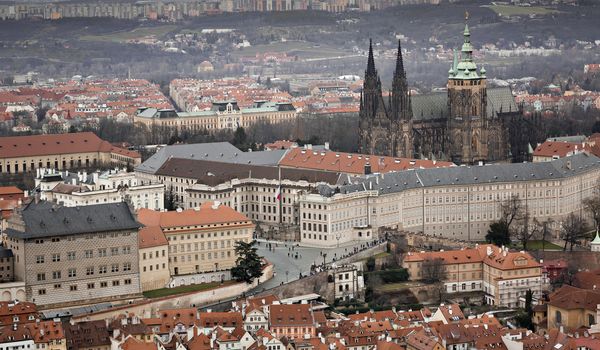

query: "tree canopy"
xmin=231 ymin=240 xmax=263 ymax=284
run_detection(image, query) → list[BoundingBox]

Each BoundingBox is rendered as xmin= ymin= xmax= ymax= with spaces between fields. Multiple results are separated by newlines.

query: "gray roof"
xmin=411 ymin=87 xmax=518 ymax=121
xmin=135 ymin=142 xmax=242 ymax=174
xmin=547 ymin=135 xmax=587 ymax=143
xmin=0 ymin=246 xmax=13 ymax=258
xmin=135 ymin=142 xmax=287 ymax=175
xmin=7 ymin=201 xmax=140 ymax=239
xmin=319 ymin=153 xmax=600 ymax=197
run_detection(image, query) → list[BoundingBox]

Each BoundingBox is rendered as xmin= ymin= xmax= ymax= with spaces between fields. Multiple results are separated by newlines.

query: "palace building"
xmin=358 ymin=22 xmax=536 ymax=164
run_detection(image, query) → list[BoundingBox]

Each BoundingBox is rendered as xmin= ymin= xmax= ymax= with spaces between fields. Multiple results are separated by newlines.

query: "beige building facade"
xmin=403 ymin=244 xmax=542 ymax=307
xmin=134 ymin=101 xmax=296 ymax=132
xmin=138 ymin=226 xmax=170 ymax=291
xmin=0 ymin=132 xmax=141 ymax=175
xmin=298 ymin=154 xmax=600 ymax=246
xmin=137 ymin=201 xmax=254 ymax=286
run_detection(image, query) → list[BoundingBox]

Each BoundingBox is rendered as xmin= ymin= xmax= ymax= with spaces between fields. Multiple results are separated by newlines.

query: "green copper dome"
xmin=449 ymin=23 xmax=481 ymax=80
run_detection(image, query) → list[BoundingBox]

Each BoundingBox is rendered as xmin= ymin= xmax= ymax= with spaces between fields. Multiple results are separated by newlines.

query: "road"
xmin=252 ymin=239 xmax=379 ymax=292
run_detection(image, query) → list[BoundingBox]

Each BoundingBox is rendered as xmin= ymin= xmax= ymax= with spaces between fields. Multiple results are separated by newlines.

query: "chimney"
xmin=486 ymin=246 xmax=492 ymax=256
xmin=364 ymin=163 xmax=371 ymax=175
xmin=324 ymin=142 xmax=330 ymax=150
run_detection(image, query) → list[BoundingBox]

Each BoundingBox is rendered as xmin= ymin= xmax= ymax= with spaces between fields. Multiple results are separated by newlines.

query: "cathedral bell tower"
xmin=447 ymin=15 xmax=488 ymax=164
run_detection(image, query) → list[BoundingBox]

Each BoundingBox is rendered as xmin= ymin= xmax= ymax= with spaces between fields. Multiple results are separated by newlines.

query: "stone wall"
xmin=70 ymin=264 xmax=273 ymax=322
xmin=255 ymin=271 xmax=332 ymax=301
xmin=405 ymin=231 xmax=470 ymax=250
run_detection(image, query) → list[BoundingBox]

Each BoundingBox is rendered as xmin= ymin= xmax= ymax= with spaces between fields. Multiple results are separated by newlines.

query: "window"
xmin=556 ymin=311 xmax=562 ymax=324
xmin=67 ymin=252 xmax=76 ymax=260
xmin=111 ymin=247 xmax=119 ymax=256
xmin=52 ymin=271 xmax=61 ymax=279
xmin=98 ymin=248 xmax=107 ymax=257
xmin=36 ymin=255 xmax=45 ymax=264
xmin=38 ymin=289 xmax=46 ymax=295
xmin=122 ymin=246 xmax=131 ymax=254
xmin=84 ymin=250 xmax=93 ymax=258
xmin=69 ymin=285 xmax=77 ymax=291
xmin=52 ymin=253 xmax=60 ymax=262
xmin=111 ymin=264 xmax=119 ymax=272
xmin=87 ymin=283 xmax=95 ymax=289
xmin=68 ymin=268 xmax=76 ymax=278
xmin=86 ymin=267 xmax=94 ymax=276
xmin=37 ymin=273 xmax=46 ymax=281
xmin=99 ymin=265 xmax=107 ymax=274
xmin=100 ymin=281 xmax=108 ymax=288
xmin=112 ymin=280 xmax=120 ymax=286
xmin=124 ymin=279 xmax=131 ymax=285
xmin=123 ymin=263 xmax=131 ymax=271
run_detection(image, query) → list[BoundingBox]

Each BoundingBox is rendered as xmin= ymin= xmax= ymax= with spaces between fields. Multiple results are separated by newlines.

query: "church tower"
xmin=447 ymin=18 xmax=488 ymax=164
xmin=390 ymin=40 xmax=414 ymax=158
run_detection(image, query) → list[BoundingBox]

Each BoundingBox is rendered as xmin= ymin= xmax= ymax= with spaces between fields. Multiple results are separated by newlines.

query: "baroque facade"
xmin=359 ymin=24 xmax=524 ymax=164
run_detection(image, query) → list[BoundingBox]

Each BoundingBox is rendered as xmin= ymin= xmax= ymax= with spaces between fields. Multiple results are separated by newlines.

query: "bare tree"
xmin=583 ymin=178 xmax=600 ymax=231
xmin=501 ymin=194 xmax=524 ymax=228
xmin=513 ymin=212 xmax=541 ymax=251
xmin=422 ymin=257 xmax=447 ymax=284
xmin=560 ymin=213 xmax=588 ymax=251
xmin=540 ymin=218 xmax=554 ymax=251
xmin=487 ymin=195 xmax=524 ymax=246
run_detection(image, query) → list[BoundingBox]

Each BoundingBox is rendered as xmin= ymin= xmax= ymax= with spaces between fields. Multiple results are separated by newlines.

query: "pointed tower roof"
xmin=592 ymin=229 xmax=600 ymax=245
xmin=366 ymin=39 xmax=376 ymax=76
xmin=395 ymin=40 xmax=405 ymax=76
xmin=451 ymin=15 xmax=482 ymax=80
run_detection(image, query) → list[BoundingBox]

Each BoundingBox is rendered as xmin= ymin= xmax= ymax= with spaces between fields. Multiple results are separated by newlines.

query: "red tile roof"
xmin=279 ymin=148 xmax=453 ymax=175
xmin=533 ymin=141 xmax=583 ymax=158
xmin=0 ymin=132 xmax=138 ymax=159
xmin=138 ymin=226 xmax=168 ymax=249
xmin=137 ymin=202 xmax=252 ymax=229
xmin=269 ymin=304 xmax=314 ymax=327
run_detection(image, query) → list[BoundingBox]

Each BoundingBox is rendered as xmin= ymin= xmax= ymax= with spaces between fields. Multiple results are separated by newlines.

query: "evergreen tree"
xmin=486 ymin=221 xmax=511 ymax=246
xmin=366 ymin=257 xmax=376 ymax=272
xmin=231 ymin=240 xmax=263 ymax=284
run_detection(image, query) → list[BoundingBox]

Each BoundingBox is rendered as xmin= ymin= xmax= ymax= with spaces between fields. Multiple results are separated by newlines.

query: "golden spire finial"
xmin=465 ymin=11 xmax=469 ymax=21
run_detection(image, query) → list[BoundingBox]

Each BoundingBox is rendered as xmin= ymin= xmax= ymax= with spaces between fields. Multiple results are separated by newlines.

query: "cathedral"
xmin=358 ymin=23 xmax=525 ymax=164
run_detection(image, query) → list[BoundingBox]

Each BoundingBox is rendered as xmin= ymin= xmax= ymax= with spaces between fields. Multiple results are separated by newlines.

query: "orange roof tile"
xmin=137 ymin=202 xmax=251 ymax=229
xmin=138 ymin=226 xmax=168 ymax=249
xmin=279 ymin=148 xmax=453 ymax=175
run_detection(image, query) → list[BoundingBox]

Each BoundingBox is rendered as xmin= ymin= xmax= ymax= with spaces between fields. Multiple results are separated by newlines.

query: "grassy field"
xmin=232 ymin=41 xmax=348 ymax=59
xmin=143 ymin=281 xmax=234 ymax=299
xmin=524 ymin=240 xmax=563 ymax=251
xmin=80 ymin=25 xmax=178 ymax=43
xmin=375 ymin=281 xmax=418 ymax=293
xmin=487 ymin=4 xmax=559 ymax=16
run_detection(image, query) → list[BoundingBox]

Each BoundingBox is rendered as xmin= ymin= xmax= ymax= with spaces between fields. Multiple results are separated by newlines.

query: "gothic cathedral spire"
xmin=391 ymin=40 xmax=412 ymax=121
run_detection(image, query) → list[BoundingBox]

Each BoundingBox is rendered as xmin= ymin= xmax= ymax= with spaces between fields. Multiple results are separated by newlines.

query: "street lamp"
xmin=285 ymin=270 xmax=289 ymax=283
xmin=322 ymin=253 xmax=327 ymax=267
